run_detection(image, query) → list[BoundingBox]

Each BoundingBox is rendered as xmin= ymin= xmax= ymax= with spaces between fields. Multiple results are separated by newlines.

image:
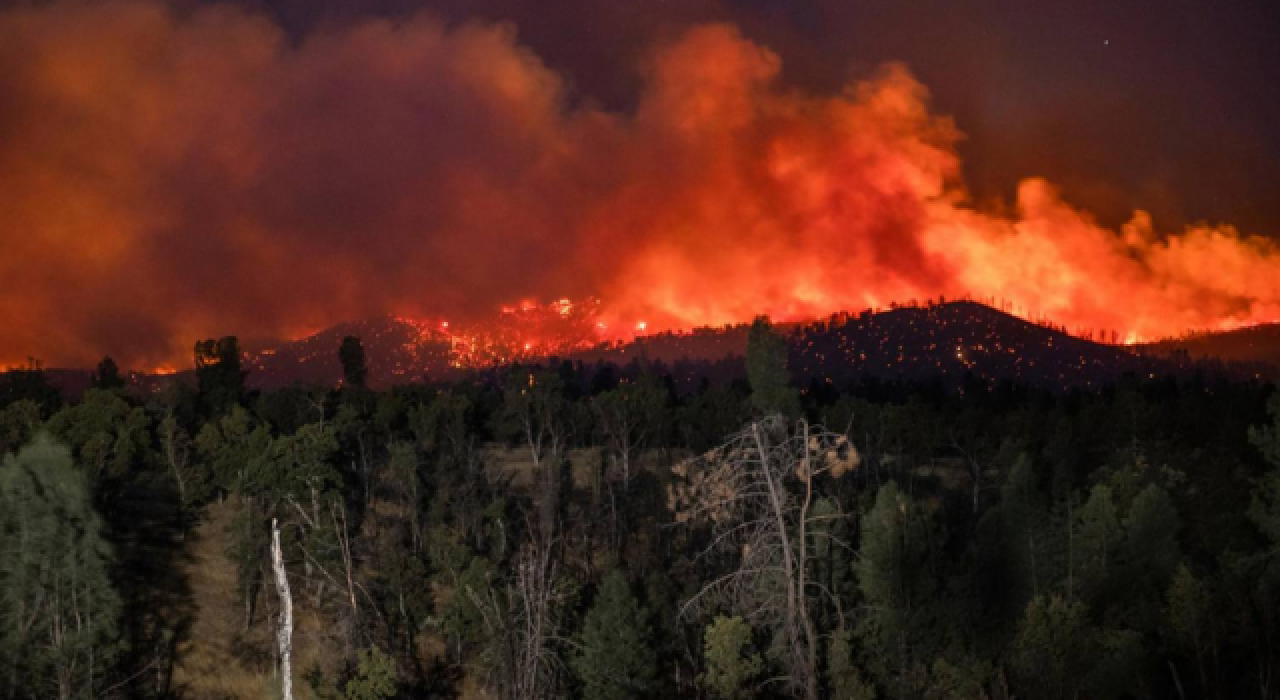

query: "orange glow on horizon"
xmin=0 ymin=8 xmax=1277 ymax=369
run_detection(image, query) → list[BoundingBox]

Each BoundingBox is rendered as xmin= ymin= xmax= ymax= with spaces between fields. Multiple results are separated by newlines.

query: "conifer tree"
xmin=0 ymin=434 xmax=121 ymax=699
xmin=746 ymin=318 xmax=800 ymax=418
xmin=92 ymin=355 xmax=125 ymax=390
xmin=340 ymin=335 xmax=369 ymax=389
xmin=1073 ymin=484 xmax=1121 ymax=603
xmin=194 ymin=336 xmax=244 ymax=414
xmin=0 ymin=399 xmax=40 ymax=455
xmin=854 ymin=482 xmax=936 ymax=680
xmin=702 ymin=615 xmax=762 ymax=700
xmin=572 ymin=570 xmax=657 ymax=700
xmin=343 ymin=646 xmax=397 ymax=700
xmin=1121 ymin=483 xmax=1180 ymax=594
xmin=1010 ymin=595 xmax=1093 ymax=700
xmin=1249 ymin=392 xmax=1280 ymax=556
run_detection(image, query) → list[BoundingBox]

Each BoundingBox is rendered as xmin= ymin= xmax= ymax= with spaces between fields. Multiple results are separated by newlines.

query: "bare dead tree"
xmin=270 ymin=518 xmax=294 ymax=700
xmin=592 ymin=377 xmax=665 ymax=491
xmin=323 ymin=497 xmax=364 ymax=657
xmin=282 ymin=493 xmax=385 ymax=658
xmin=467 ymin=532 xmax=568 ymax=700
xmin=949 ymin=427 xmax=985 ymax=515
xmin=503 ymin=371 xmax=568 ymax=538
xmin=592 ymin=377 xmax=665 ymax=552
xmin=506 ymin=373 xmax=565 ymax=475
xmin=158 ymin=412 xmax=190 ymax=508
xmin=670 ymin=415 xmax=859 ymax=700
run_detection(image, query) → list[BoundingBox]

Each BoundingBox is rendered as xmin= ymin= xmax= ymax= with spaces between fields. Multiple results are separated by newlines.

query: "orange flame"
xmin=0 ymin=6 xmax=1276 ymax=369
xmin=589 ymin=28 xmax=1280 ymax=344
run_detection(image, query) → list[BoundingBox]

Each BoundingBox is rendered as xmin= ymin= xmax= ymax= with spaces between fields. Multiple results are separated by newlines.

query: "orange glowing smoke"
xmin=0 ymin=2 xmax=1277 ymax=369
xmin=593 ymin=28 xmax=1280 ymax=344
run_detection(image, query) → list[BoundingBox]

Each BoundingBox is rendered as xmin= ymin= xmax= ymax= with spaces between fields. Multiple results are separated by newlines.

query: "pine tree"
xmin=997 ymin=454 xmax=1049 ymax=606
xmin=339 ymin=335 xmax=369 ymax=389
xmin=828 ymin=629 xmax=877 ymax=700
xmin=1073 ymin=484 xmax=1121 ymax=603
xmin=344 ymin=646 xmax=397 ymax=700
xmin=1165 ymin=564 xmax=1214 ymax=696
xmin=746 ymin=318 xmax=800 ymax=417
xmin=46 ymin=388 xmax=151 ymax=487
xmin=1010 ymin=595 xmax=1093 ymax=700
xmin=1249 ymin=392 xmax=1280 ymax=554
xmin=573 ymin=571 xmax=657 ymax=700
xmin=0 ymin=399 xmax=40 ymax=455
xmin=0 ymin=434 xmax=121 ymax=699
xmin=701 ymin=615 xmax=762 ymax=700
xmin=854 ymin=482 xmax=935 ymax=676
xmin=1120 ymin=483 xmax=1179 ymax=593
xmin=194 ymin=336 xmax=244 ymax=414
xmin=92 ymin=355 xmax=125 ymax=390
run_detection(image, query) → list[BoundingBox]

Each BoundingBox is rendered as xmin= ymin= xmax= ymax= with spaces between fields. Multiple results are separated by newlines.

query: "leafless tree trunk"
xmin=270 ymin=518 xmax=294 ymax=700
xmin=596 ymin=408 xmax=633 ymax=552
xmin=329 ymin=498 xmax=362 ymax=655
xmin=592 ymin=378 xmax=664 ymax=553
xmin=159 ymin=413 xmax=192 ymax=539
xmin=242 ymin=496 xmax=257 ymax=632
xmin=159 ymin=413 xmax=189 ymax=507
xmin=506 ymin=372 xmax=569 ymax=540
xmin=950 ymin=430 xmax=984 ymax=515
xmin=520 ymin=407 xmax=564 ymax=539
xmin=671 ymin=415 xmax=859 ymax=700
xmin=468 ymin=533 xmax=565 ymax=700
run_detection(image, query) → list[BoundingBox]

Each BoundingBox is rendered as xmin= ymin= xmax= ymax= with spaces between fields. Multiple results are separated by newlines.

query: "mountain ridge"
xmin=31 ymin=301 xmax=1280 ymax=396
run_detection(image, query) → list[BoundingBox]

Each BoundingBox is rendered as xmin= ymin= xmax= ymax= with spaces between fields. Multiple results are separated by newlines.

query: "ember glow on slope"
xmin=1 ymin=1 xmax=1278 ymax=369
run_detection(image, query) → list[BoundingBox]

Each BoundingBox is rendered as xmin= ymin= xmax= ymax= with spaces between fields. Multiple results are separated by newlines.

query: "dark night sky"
xmin=227 ymin=0 xmax=1280 ymax=235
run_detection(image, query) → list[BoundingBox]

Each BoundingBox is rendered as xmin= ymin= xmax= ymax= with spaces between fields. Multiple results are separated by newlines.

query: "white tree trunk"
xmin=271 ymin=518 xmax=294 ymax=700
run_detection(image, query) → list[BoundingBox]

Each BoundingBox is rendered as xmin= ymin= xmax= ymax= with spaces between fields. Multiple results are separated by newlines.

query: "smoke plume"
xmin=1 ymin=1 xmax=1277 ymax=368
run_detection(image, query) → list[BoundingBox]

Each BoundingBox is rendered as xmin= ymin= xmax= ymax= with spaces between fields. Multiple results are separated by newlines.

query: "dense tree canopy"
xmin=0 ymin=345 xmax=1277 ymax=699
xmin=0 ymin=434 xmax=121 ymax=700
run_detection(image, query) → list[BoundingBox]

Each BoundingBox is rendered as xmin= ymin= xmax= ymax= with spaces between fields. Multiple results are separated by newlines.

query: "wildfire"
xmin=1 ymin=9 xmax=1278 ymax=370
xmin=382 ymin=297 xmax=626 ymax=369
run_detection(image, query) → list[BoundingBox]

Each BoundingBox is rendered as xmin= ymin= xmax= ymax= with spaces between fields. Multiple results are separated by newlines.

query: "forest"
xmin=3 ymin=320 xmax=1280 ymax=700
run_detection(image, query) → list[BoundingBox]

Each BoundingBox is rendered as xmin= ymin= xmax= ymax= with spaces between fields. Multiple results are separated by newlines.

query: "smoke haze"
xmin=1 ymin=1 xmax=1277 ymax=367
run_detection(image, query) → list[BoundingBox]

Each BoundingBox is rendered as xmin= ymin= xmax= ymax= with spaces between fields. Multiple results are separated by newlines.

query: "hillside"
xmin=238 ymin=301 xmax=1236 ymax=392
xmin=247 ymin=316 xmax=454 ymax=388
xmin=790 ymin=301 xmax=1180 ymax=391
xmin=36 ymin=301 xmax=1276 ymax=395
xmin=247 ymin=299 xmax=606 ymax=388
xmin=1143 ymin=323 xmax=1280 ymax=369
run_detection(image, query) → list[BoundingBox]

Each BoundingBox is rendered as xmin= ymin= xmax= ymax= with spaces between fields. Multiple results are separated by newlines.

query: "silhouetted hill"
xmin=571 ymin=324 xmax=756 ymax=365
xmin=1142 ymin=324 xmax=1280 ymax=373
xmin=222 ymin=302 xmax=1280 ymax=389
xmin=790 ymin=301 xmax=1181 ymax=391
xmin=246 ymin=316 xmax=454 ymax=388
xmin=246 ymin=300 xmax=605 ymax=388
xmin=242 ymin=301 xmax=1240 ymax=390
xmin=33 ymin=301 xmax=1274 ymax=396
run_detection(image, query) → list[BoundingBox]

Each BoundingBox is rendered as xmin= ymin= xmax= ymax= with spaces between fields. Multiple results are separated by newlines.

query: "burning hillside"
xmin=1 ymin=5 xmax=1279 ymax=369
xmin=248 ymin=298 xmax=621 ymax=386
xmin=235 ymin=299 xmax=1272 ymax=391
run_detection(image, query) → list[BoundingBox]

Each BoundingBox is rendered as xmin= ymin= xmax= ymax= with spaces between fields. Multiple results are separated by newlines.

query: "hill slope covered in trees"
xmin=3 ymin=319 xmax=1280 ymax=699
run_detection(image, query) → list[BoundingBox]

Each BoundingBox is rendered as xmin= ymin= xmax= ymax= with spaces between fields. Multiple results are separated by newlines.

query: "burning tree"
xmin=670 ymin=415 xmax=859 ymax=700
